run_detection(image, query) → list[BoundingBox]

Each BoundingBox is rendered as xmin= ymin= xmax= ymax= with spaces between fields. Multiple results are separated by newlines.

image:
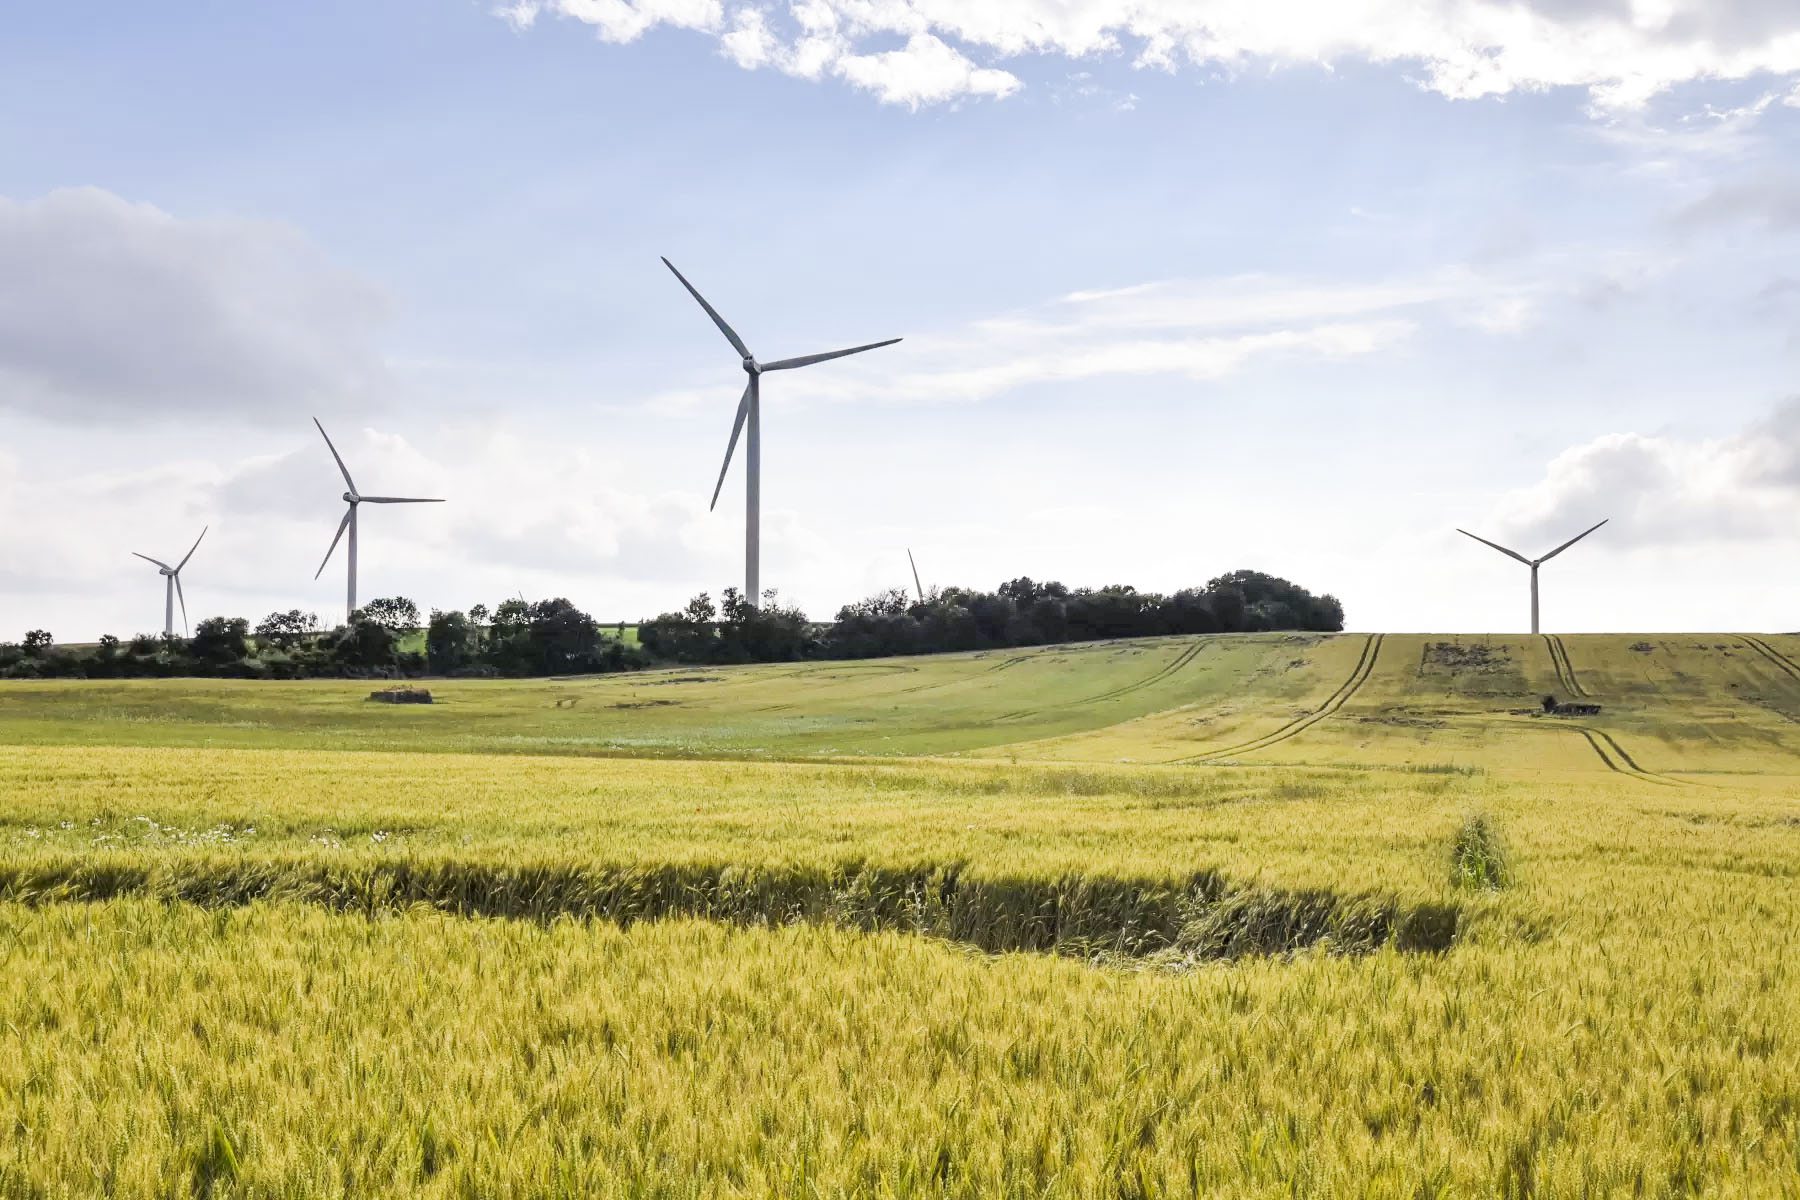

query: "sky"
xmin=4 ymin=0 xmax=1800 ymax=638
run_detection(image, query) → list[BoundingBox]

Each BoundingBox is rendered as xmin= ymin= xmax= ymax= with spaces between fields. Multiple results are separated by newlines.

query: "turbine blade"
xmin=709 ymin=380 xmax=753 ymax=512
xmin=175 ymin=575 xmax=188 ymax=635
xmin=1537 ymin=518 xmax=1609 ymax=564
xmin=908 ymin=548 xmax=923 ymax=601
xmin=760 ymin=338 xmax=903 ymax=372
xmin=661 ymin=257 xmax=751 ymax=360
xmin=132 ymin=552 xmax=173 ymax=571
xmin=315 ymin=507 xmax=353 ymax=580
xmin=176 ymin=525 xmax=207 ymax=571
xmin=313 ymin=418 xmax=358 ymax=494
xmin=1456 ymin=529 xmax=1531 ymax=566
xmin=359 ymin=496 xmax=445 ymax=504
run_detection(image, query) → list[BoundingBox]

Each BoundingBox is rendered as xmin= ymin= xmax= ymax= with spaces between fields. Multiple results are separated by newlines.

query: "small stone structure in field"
xmin=369 ymin=687 xmax=433 ymax=704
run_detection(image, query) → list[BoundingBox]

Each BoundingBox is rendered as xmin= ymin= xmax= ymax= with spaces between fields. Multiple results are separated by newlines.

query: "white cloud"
xmin=0 ymin=188 xmax=391 ymax=424
xmin=642 ymin=260 xmax=1631 ymax=412
xmin=876 ymin=320 xmax=1416 ymax=402
xmin=1481 ymin=398 xmax=1800 ymax=551
xmin=1675 ymin=172 xmax=1800 ymax=229
xmin=0 ymin=418 xmax=813 ymax=637
xmin=1463 ymin=294 xmax=1539 ymax=334
xmin=503 ymin=0 xmax=1800 ymax=109
xmin=834 ymin=34 xmax=1022 ymax=107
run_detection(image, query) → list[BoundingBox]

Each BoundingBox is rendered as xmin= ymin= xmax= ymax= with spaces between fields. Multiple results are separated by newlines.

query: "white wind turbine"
xmin=311 ymin=418 xmax=443 ymax=624
xmin=662 ymin=257 xmax=901 ymax=608
xmin=1457 ymin=519 xmax=1608 ymax=634
xmin=132 ymin=527 xmax=207 ymax=637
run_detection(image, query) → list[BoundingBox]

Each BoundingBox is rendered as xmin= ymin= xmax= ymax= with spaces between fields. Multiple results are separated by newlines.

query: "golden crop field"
xmin=3 ymin=633 xmax=1799 ymax=1196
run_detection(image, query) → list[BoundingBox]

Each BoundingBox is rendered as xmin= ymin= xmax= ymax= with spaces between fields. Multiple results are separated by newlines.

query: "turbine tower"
xmin=1457 ymin=519 xmax=1608 ymax=634
xmin=661 ymin=257 xmax=901 ymax=608
xmin=907 ymin=548 xmax=924 ymax=603
xmin=311 ymin=418 xmax=443 ymax=624
xmin=132 ymin=526 xmax=207 ymax=637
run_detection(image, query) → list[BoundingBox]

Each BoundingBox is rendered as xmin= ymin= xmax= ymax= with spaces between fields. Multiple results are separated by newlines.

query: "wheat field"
xmin=3 ymin=633 xmax=1799 ymax=1196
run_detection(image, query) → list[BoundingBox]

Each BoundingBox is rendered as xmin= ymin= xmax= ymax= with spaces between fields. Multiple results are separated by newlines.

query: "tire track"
xmin=1575 ymin=727 xmax=1621 ymax=773
xmin=1177 ymin=634 xmax=1383 ymax=763
xmin=1561 ymin=637 xmax=1586 ymax=697
xmin=1544 ymin=635 xmax=1587 ymax=698
xmin=1742 ymin=635 xmax=1800 ymax=684
xmin=1542 ymin=636 xmax=1571 ymax=695
xmin=1572 ymin=726 xmax=1677 ymax=787
xmin=993 ymin=638 xmax=1208 ymax=723
xmin=1080 ymin=638 xmax=1207 ymax=705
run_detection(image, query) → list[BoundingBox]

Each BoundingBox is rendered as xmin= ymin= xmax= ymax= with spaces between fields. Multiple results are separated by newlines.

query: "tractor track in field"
xmin=1175 ymin=634 xmax=1383 ymax=763
xmin=891 ymin=653 xmax=1038 ymax=700
xmin=1741 ymin=635 xmax=1800 ymax=684
xmin=1571 ymin=726 xmax=1679 ymax=787
xmin=993 ymin=638 xmax=1208 ymax=723
xmin=1544 ymin=635 xmax=1587 ymax=698
xmin=1081 ymin=638 xmax=1207 ymax=705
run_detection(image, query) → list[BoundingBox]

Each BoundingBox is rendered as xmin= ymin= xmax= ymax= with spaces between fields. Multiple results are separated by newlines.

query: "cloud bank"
xmin=0 ymin=188 xmax=390 ymax=424
xmin=499 ymin=0 xmax=1800 ymax=109
xmin=1485 ymin=398 xmax=1800 ymax=551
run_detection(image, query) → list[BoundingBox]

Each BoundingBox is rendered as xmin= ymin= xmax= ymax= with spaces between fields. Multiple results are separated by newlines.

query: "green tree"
xmin=426 ymin=610 xmax=479 ymax=674
xmin=354 ymin=597 xmax=420 ymax=633
xmin=255 ymin=610 xmax=320 ymax=648
xmin=525 ymin=599 xmax=601 ymax=673
xmin=331 ymin=619 xmax=398 ymax=669
xmin=191 ymin=617 xmax=251 ymax=663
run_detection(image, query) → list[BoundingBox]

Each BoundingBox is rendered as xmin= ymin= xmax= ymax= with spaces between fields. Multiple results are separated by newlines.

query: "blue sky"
xmin=4 ymin=0 xmax=1800 ymax=637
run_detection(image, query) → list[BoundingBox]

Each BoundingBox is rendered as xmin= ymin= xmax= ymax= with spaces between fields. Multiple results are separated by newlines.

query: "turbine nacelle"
xmin=344 ymin=491 xmax=359 ymax=504
xmin=742 ymin=356 xmax=761 ymax=375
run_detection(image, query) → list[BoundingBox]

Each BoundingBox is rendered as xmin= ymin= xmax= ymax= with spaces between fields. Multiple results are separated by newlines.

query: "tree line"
xmin=0 ymin=596 xmax=638 ymax=680
xmin=0 ymin=570 xmax=1343 ymax=679
xmin=639 ymin=571 xmax=1343 ymax=664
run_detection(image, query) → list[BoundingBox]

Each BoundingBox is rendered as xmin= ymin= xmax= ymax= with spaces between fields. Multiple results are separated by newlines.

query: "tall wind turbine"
xmin=1457 ymin=519 xmax=1608 ymax=634
xmin=311 ymin=418 xmax=443 ymax=623
xmin=132 ymin=527 xmax=207 ymax=637
xmin=662 ymin=257 xmax=901 ymax=608
xmin=907 ymin=548 xmax=924 ymax=603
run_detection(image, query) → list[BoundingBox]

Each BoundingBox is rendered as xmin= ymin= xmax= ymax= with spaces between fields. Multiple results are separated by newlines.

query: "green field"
xmin=3 ymin=633 xmax=1800 ymax=1196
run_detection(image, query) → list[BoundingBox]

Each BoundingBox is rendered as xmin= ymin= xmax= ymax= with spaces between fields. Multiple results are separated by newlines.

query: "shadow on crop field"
xmin=0 ymin=857 xmax=1461 ymax=964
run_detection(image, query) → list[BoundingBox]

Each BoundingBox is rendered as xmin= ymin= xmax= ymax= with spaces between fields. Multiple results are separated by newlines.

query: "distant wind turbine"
xmin=132 ymin=527 xmax=207 ymax=637
xmin=907 ymin=548 xmax=924 ymax=603
xmin=311 ymin=418 xmax=443 ymax=623
xmin=1457 ymin=519 xmax=1608 ymax=634
xmin=661 ymin=256 xmax=901 ymax=608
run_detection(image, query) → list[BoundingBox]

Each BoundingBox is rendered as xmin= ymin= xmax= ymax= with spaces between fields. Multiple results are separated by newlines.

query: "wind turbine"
xmin=661 ymin=257 xmax=901 ymax=608
xmin=132 ymin=527 xmax=207 ymax=637
xmin=311 ymin=418 xmax=443 ymax=624
xmin=1457 ymin=519 xmax=1608 ymax=634
xmin=907 ymin=548 xmax=924 ymax=603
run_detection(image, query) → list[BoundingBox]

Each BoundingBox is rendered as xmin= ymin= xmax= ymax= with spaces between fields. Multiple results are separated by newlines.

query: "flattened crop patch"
xmin=0 ymin=858 xmax=1460 ymax=966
